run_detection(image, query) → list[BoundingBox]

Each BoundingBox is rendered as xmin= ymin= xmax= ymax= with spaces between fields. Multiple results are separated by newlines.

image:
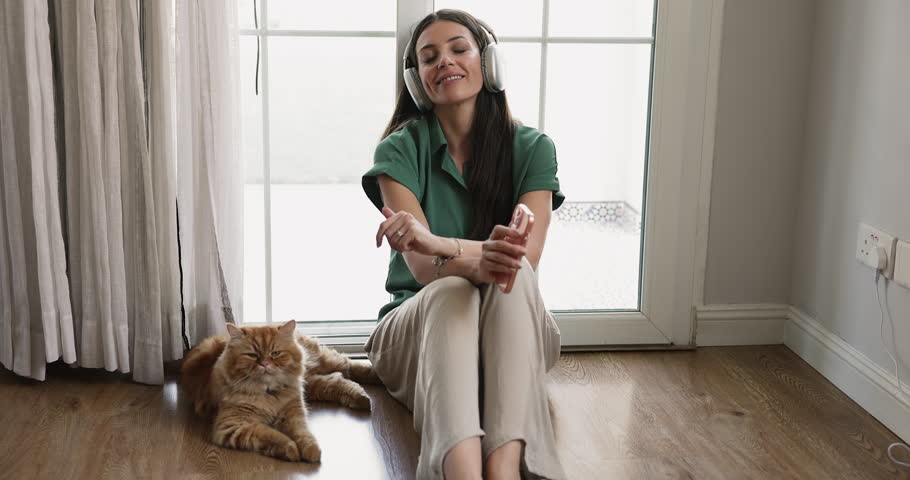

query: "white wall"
xmin=704 ymin=0 xmax=815 ymax=304
xmin=705 ymin=0 xmax=910 ymax=391
xmin=791 ymin=0 xmax=910 ymax=382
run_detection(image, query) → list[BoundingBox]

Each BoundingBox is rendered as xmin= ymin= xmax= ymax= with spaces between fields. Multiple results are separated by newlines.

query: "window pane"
xmin=434 ymin=0 xmax=543 ymax=37
xmin=541 ymin=43 xmax=651 ymax=310
xmin=237 ymin=0 xmax=258 ymax=29
xmin=545 ymin=44 xmax=650 ymax=204
xmin=267 ymin=37 xmax=396 ymax=321
xmin=240 ymin=36 xmax=266 ymax=322
xmin=244 ymin=184 xmax=267 ymax=322
xmin=549 ymin=0 xmax=655 ymax=38
xmin=268 ymin=0 xmax=395 ymax=31
xmin=499 ymin=42 xmax=540 ymax=128
xmin=268 ymin=37 xmax=395 ymax=182
xmin=240 ymin=37 xmax=264 ymax=182
xmin=270 ymin=185 xmax=392 ymax=322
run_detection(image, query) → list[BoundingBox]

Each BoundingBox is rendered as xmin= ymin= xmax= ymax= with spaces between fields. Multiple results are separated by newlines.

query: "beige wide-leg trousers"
xmin=365 ymin=257 xmax=566 ymax=479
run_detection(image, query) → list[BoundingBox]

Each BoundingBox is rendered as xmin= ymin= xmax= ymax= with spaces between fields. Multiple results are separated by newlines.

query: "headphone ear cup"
xmin=403 ymin=67 xmax=433 ymax=112
xmin=481 ymin=43 xmax=506 ymax=92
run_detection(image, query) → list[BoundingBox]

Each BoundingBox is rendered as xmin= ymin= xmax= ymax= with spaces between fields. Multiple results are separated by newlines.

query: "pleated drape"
xmin=0 ymin=0 xmax=75 ymax=381
xmin=53 ymin=0 xmax=185 ymax=384
xmin=176 ymin=0 xmax=244 ymax=345
xmin=143 ymin=0 xmax=187 ymax=377
xmin=0 ymin=0 xmax=241 ymax=384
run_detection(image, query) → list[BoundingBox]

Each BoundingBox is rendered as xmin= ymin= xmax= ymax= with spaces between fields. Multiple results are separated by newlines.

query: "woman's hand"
xmin=469 ymin=225 xmax=527 ymax=285
xmin=376 ymin=207 xmax=450 ymax=256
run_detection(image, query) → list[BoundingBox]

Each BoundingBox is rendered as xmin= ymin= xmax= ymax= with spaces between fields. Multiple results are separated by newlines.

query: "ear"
xmin=226 ymin=323 xmax=244 ymax=339
xmin=278 ymin=320 xmax=296 ymax=335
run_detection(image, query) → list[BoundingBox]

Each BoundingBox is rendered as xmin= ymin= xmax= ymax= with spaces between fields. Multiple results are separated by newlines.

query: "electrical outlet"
xmin=855 ymin=223 xmax=897 ymax=277
xmin=894 ymin=239 xmax=910 ymax=289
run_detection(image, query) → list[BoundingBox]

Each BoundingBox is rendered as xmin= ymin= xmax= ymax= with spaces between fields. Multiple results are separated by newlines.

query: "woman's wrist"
xmin=465 ymin=257 xmax=485 ymax=285
xmin=433 ymin=236 xmax=460 ymax=257
xmin=431 ymin=237 xmax=463 ymax=279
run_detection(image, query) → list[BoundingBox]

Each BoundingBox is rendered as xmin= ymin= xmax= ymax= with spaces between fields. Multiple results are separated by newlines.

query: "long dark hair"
xmin=382 ymin=9 xmax=515 ymax=241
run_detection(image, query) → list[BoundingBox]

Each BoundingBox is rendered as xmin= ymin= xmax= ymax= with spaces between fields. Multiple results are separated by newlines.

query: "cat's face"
xmin=223 ymin=321 xmax=304 ymax=382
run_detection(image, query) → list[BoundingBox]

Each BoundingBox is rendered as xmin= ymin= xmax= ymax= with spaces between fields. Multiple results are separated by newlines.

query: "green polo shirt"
xmin=362 ymin=113 xmax=565 ymax=320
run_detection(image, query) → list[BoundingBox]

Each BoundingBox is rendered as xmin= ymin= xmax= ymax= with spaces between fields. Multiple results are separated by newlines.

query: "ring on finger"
xmin=396 ymin=230 xmax=404 ymax=237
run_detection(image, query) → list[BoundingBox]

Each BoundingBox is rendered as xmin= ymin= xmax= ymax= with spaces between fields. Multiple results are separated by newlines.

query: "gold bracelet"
xmin=432 ymin=238 xmax=463 ymax=279
xmin=451 ymin=237 xmax=463 ymax=258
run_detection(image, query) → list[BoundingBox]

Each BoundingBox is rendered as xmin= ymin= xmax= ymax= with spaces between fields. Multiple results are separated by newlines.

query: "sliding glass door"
xmin=239 ymin=0 xmax=722 ymax=348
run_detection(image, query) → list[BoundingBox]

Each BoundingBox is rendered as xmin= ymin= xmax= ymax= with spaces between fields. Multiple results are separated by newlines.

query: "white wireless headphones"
xmin=403 ymin=19 xmax=506 ymax=112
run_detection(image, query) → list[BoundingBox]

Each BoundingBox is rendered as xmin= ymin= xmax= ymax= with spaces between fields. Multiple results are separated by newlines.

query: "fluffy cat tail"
xmin=180 ymin=335 xmax=228 ymax=417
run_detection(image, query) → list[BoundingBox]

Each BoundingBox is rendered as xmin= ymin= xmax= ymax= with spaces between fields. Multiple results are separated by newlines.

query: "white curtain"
xmin=176 ymin=0 xmax=244 ymax=344
xmin=0 ymin=0 xmax=76 ymax=382
xmin=145 ymin=0 xmax=186 ymax=368
xmin=53 ymin=0 xmax=187 ymax=384
xmin=0 ymin=0 xmax=242 ymax=384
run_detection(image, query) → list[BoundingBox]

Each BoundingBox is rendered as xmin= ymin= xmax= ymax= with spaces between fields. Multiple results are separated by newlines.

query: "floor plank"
xmin=0 ymin=346 xmax=906 ymax=479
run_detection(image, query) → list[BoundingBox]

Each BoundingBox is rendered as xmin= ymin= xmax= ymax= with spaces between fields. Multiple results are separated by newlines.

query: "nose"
xmin=260 ymin=361 xmax=270 ymax=368
xmin=436 ymin=52 xmax=454 ymax=68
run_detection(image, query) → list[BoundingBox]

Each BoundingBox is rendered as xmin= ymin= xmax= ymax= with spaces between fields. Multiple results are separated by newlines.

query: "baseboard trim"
xmin=695 ymin=303 xmax=909 ymax=442
xmin=695 ymin=304 xmax=789 ymax=346
xmin=785 ymin=306 xmax=909 ymax=442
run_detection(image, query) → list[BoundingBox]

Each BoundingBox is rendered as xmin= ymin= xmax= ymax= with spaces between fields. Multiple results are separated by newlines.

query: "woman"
xmin=362 ymin=9 xmax=566 ymax=480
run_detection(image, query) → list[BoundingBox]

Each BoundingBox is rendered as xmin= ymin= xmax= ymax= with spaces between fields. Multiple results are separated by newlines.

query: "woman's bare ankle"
xmin=485 ymin=440 xmax=522 ymax=480
xmin=443 ymin=437 xmax=483 ymax=480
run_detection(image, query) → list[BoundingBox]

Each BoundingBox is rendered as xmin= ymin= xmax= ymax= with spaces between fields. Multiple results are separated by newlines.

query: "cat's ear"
xmin=226 ymin=323 xmax=244 ymax=339
xmin=278 ymin=320 xmax=296 ymax=335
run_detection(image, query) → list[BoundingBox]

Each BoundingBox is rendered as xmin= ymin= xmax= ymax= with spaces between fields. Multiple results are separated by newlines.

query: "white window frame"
xmin=555 ymin=0 xmax=725 ymax=348
xmin=241 ymin=0 xmax=725 ymax=352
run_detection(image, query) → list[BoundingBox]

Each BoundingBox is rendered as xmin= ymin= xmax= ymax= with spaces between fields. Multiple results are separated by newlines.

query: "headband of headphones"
xmin=402 ymin=20 xmax=499 ymax=67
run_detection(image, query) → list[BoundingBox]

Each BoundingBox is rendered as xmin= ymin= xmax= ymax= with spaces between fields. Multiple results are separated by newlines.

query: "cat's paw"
xmin=348 ymin=392 xmax=372 ymax=411
xmin=296 ymin=438 xmax=322 ymax=463
xmin=269 ymin=440 xmax=301 ymax=462
xmin=350 ymin=362 xmax=382 ymax=385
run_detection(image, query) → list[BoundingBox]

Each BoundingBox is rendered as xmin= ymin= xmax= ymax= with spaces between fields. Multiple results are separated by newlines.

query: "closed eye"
xmin=244 ymin=353 xmax=257 ymax=359
xmin=422 ymin=50 xmax=468 ymax=64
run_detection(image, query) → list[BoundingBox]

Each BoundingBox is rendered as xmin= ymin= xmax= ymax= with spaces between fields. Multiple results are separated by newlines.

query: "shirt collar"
xmin=428 ymin=113 xmax=468 ymax=189
xmin=427 ymin=112 xmax=448 ymax=154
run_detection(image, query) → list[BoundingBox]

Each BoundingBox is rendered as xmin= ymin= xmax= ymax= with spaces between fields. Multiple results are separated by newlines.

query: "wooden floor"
xmin=0 ymin=345 xmax=906 ymax=479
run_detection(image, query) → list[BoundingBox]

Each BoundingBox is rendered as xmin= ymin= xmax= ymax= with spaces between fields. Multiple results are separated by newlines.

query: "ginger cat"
xmin=180 ymin=320 xmax=380 ymax=462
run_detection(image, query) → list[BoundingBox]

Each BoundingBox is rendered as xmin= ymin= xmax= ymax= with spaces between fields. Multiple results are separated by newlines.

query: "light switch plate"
xmin=855 ymin=223 xmax=897 ymax=278
xmin=893 ymin=239 xmax=910 ymax=289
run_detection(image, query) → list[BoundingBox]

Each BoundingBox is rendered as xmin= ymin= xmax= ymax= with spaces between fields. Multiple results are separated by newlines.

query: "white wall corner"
xmin=690 ymin=0 xmax=727 ymax=316
xmin=695 ymin=304 xmax=789 ymax=346
xmin=785 ymin=306 xmax=910 ymax=443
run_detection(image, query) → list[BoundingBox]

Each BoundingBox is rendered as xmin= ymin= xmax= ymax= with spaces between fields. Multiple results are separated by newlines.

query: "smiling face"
xmin=414 ymin=20 xmax=485 ymax=108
